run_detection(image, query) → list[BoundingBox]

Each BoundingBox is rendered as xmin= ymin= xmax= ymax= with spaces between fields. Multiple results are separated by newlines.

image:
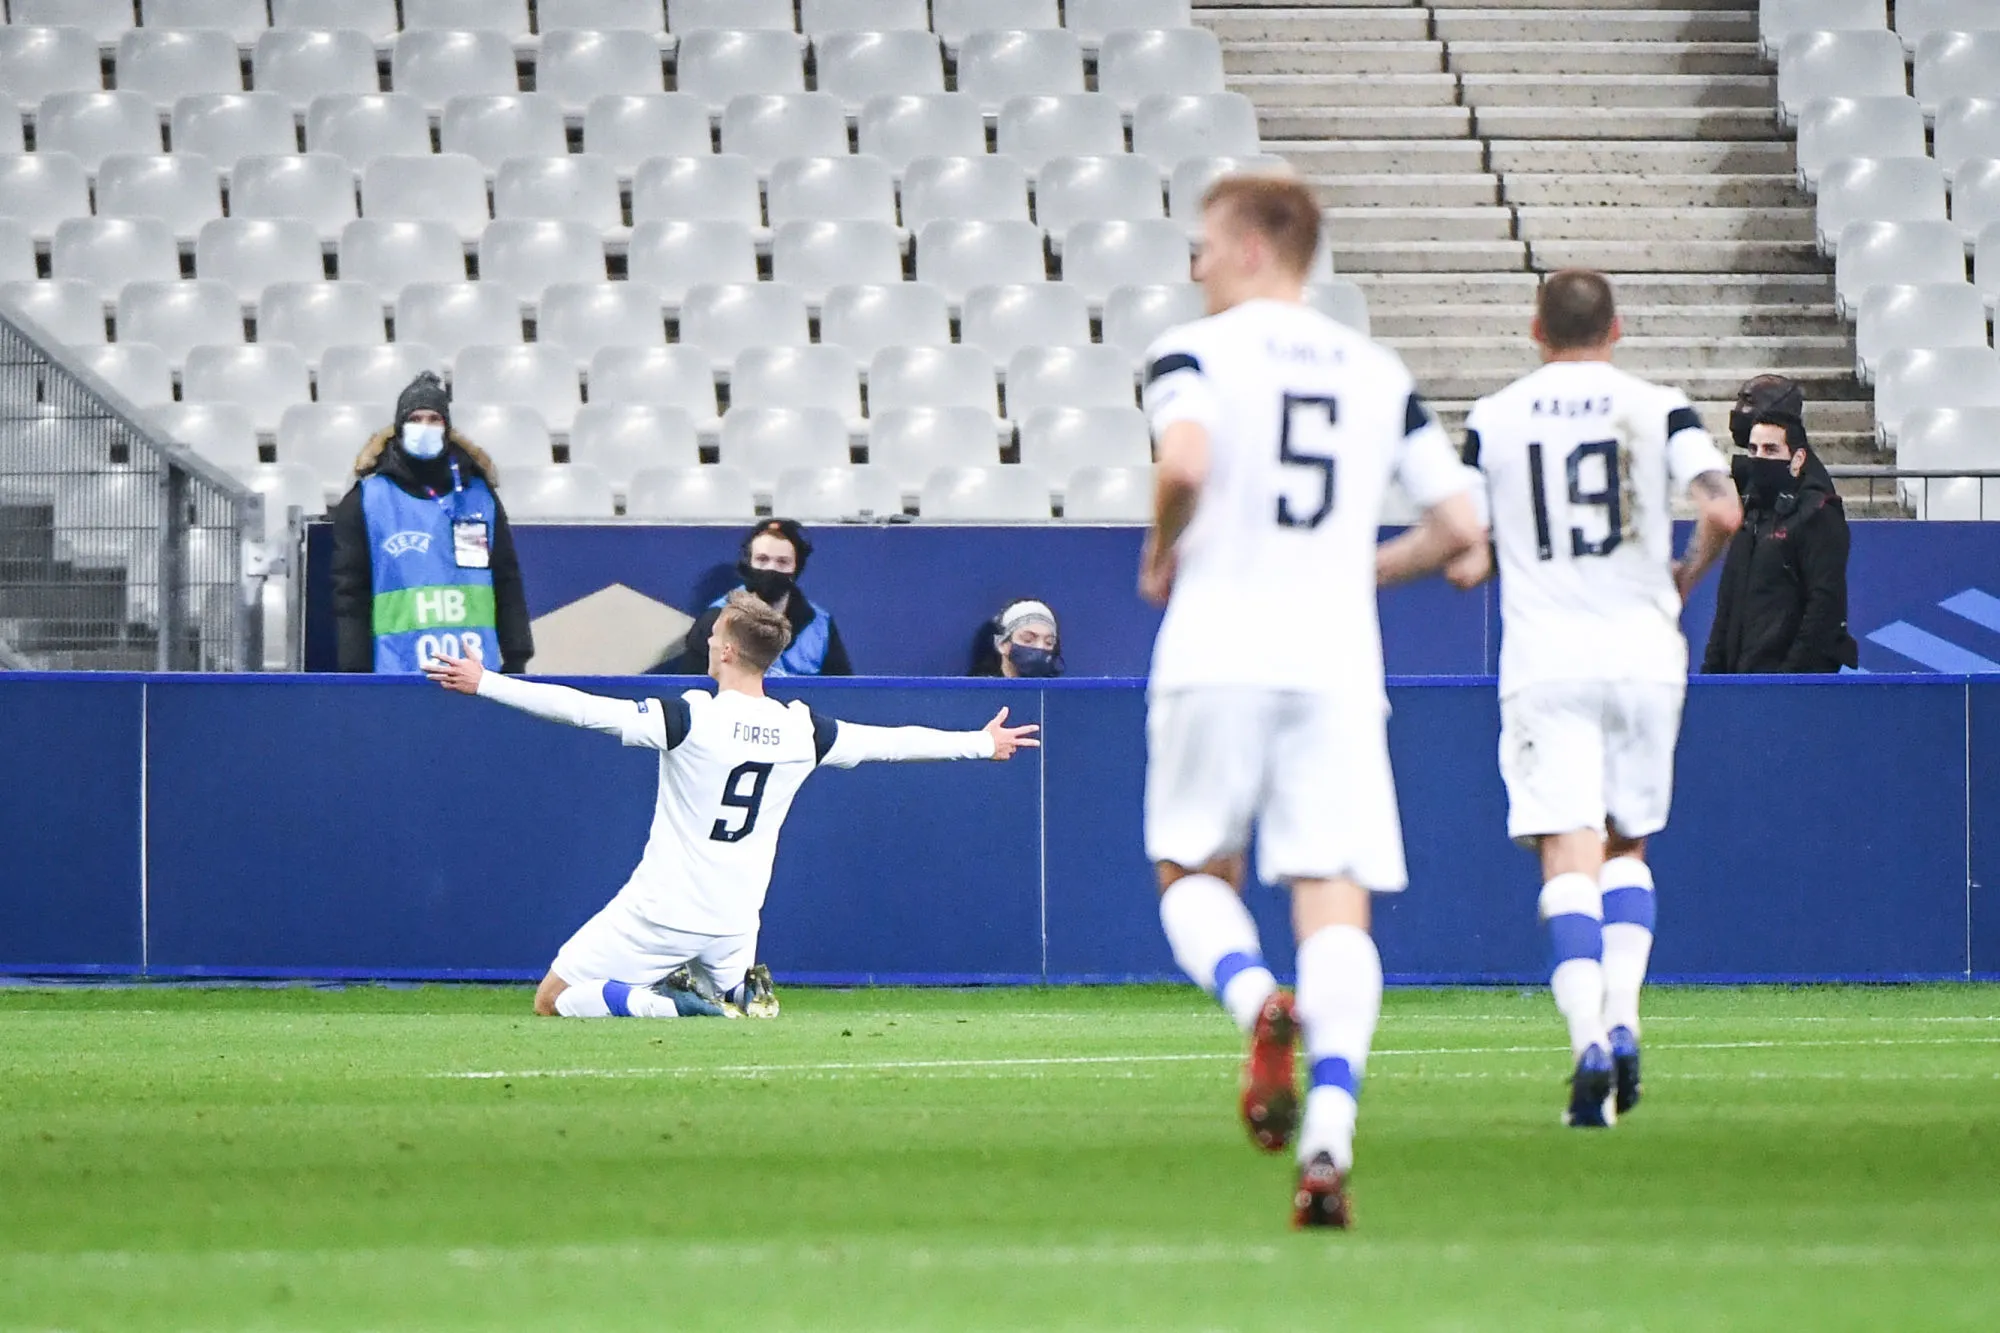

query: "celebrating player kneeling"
xmin=1438 ymin=270 xmax=1742 ymax=1126
xmin=1139 ymin=174 xmax=1485 ymax=1228
xmin=426 ymin=590 xmax=1038 ymax=1020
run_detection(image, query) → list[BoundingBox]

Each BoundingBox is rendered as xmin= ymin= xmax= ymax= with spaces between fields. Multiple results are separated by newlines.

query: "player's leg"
xmin=1287 ymin=876 xmax=1375 ymax=1228
xmin=1598 ymin=682 xmax=1683 ymax=1111
xmin=541 ymin=897 xmax=725 ymax=1019
xmin=692 ymin=932 xmax=776 ymax=1018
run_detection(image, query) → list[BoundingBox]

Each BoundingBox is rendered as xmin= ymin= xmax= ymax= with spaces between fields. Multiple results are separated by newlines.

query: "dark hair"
xmin=1203 ymin=173 xmax=1321 ymax=277
xmin=1731 ymin=374 xmax=1804 ymax=449
xmin=1750 ymin=408 xmax=1808 ymax=455
xmin=719 ymin=589 xmax=792 ymax=672
xmin=394 ymin=370 xmax=450 ymax=433
xmin=740 ymin=518 xmax=812 ymax=574
xmin=1536 ymin=270 xmax=1617 ymax=350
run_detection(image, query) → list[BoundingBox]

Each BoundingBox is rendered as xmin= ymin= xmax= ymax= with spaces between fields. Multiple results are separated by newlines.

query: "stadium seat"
xmin=1166 ymin=154 xmax=1294 ymax=232
xmin=1836 ymin=220 xmax=1968 ymax=315
xmin=730 ymin=345 xmax=863 ymax=424
xmin=868 ymin=346 xmax=999 ymax=415
xmin=0 ymin=153 xmax=91 ymax=241
xmin=677 ymin=31 xmax=805 ymax=114
xmin=492 ymin=156 xmax=623 ymax=230
xmin=932 ymin=0 xmax=1060 ymax=53
xmin=679 ymin=282 xmax=811 ymax=367
xmin=1307 ymin=280 xmax=1372 ymax=335
xmin=1954 ymin=157 xmax=2000 ymax=244
xmin=270 ymin=0 xmax=399 ymax=42
xmin=864 ymin=405 xmax=1004 ymax=488
xmin=1069 ymin=0 xmax=1194 ymax=43
xmin=962 ymin=283 xmax=1092 ymax=367
xmin=537 ymin=282 xmax=666 ymax=363
xmin=1816 ymin=158 xmax=1948 ymax=253
xmin=454 ymin=345 xmax=584 ymax=432
xmin=1760 ymin=0 xmax=1889 ymax=59
xmin=11 ymin=0 xmax=132 ymax=45
xmin=1897 ymin=405 xmax=2000 ymax=518
xmin=0 ymin=279 xmax=109 ymax=344
xmin=774 ymin=465 xmax=903 ymax=521
xmin=116 ymin=29 xmax=243 ymax=102
xmin=318 ymin=342 xmax=442 ymax=404
xmin=820 ymin=283 xmax=952 ymax=361
xmin=152 ymin=401 xmax=260 ymax=473
xmin=915 ymin=220 xmax=1048 ymax=305
xmin=815 ymin=32 xmax=944 ymax=112
xmin=625 ymin=464 xmax=756 ymax=520
xmin=536 ymin=30 xmax=668 ymax=116
xmin=142 ymin=0 xmax=273 ymax=42
xmin=568 ymin=405 xmax=700 ymax=484
xmin=36 ymin=93 xmax=162 ymax=173
xmin=959 ymin=32 xmax=1087 ymax=113
xmin=441 ymin=95 xmax=567 ymax=172
xmin=196 ymin=218 xmax=325 ymax=304
xmin=1006 ymin=346 xmax=1138 ymax=418
xmin=1794 ymin=97 xmax=1927 ymax=190
xmin=1062 ymin=463 xmax=1151 ymax=520
xmin=257 ymin=281 xmax=384 ymax=363
xmin=183 ymin=344 xmax=314 ymax=434
xmin=1132 ymin=94 xmax=1262 ymax=175
xmin=1899 ymin=0 xmax=2000 ymax=49
xmin=670 ymin=0 xmax=796 ymax=33
xmin=477 ymin=220 xmax=608 ymax=307
xmin=251 ymin=29 xmax=378 ymax=112
xmin=1874 ymin=345 xmax=2000 ymax=444
xmin=95 ymin=153 xmax=224 ymax=241
xmin=583 ymin=95 xmax=713 ymax=178
xmin=540 ymin=0 xmax=671 ymax=36
xmin=232 ymin=155 xmax=359 ymax=243
xmin=276 ymin=401 xmax=384 ymax=479
xmin=1916 ymin=32 xmax=2000 ymax=119
xmin=719 ymin=407 xmax=851 ymax=488
xmin=996 ymin=95 xmax=1126 ymax=179
xmin=0 ymin=117 xmax=19 ymax=156
xmin=170 ymin=95 xmax=296 ymax=177
xmin=1061 ymin=218 xmax=1192 ymax=302
xmin=403 ymin=0 xmax=532 ymax=40
xmin=1017 ymin=404 xmax=1153 ymax=476
xmin=772 ymin=220 xmax=903 ymax=305
xmin=394 ymin=282 xmax=526 ymax=358
xmin=360 ymin=153 xmax=492 ymax=241
xmin=768 ymin=156 xmax=898 ymax=227
xmin=720 ymin=94 xmax=848 ymax=176
xmin=626 ymin=220 xmax=760 ymax=309
xmin=504 ymin=464 xmax=617 ymax=518
xmin=0 ymin=28 xmax=101 ymax=112
xmin=857 ymin=94 xmax=987 ymax=176
xmin=1097 ymin=27 xmax=1220 ymax=107
xmin=448 ymin=402 xmax=554 ymax=471
xmin=1102 ymin=281 xmax=1203 ymax=356
xmin=306 ymin=94 xmax=432 ymax=173
xmin=0 ymin=222 xmax=32 ymax=284
xmin=1777 ymin=31 xmax=1908 ymax=127
xmin=391 ymin=31 xmax=519 ymax=108
xmin=801 ymin=0 xmax=929 ymax=37
xmin=631 ymin=156 xmax=764 ymax=229
xmin=54 ymin=218 xmax=180 ymax=290
xmin=900 ymin=156 xmax=1033 ymax=231
xmin=1976 ymin=222 xmax=2000 ymax=309
xmin=587 ymin=346 xmax=719 ymax=427
xmin=338 ymin=220 xmax=465 ymax=306
xmin=919 ymin=464 xmax=1053 ymax=521
xmin=1938 ymin=99 xmax=2000 ymax=180
xmin=1855 ymin=282 xmax=1991 ymax=383
xmin=1037 ymin=155 xmax=1167 ymax=241
xmin=79 ymin=344 xmax=176 ymax=408
xmin=233 ymin=461 xmax=329 ymax=542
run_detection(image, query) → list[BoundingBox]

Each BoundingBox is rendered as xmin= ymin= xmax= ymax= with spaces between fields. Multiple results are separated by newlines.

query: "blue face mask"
xmin=1008 ymin=644 xmax=1061 ymax=678
xmin=401 ymin=421 xmax=446 ymax=460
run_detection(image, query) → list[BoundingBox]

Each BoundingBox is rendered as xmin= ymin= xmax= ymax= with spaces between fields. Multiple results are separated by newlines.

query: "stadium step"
xmin=1488 ymin=140 xmax=1795 ymax=173
xmin=1433 ymin=10 xmax=1757 ymax=44
xmin=1388 ymin=335 xmax=1854 ymax=375
xmin=1307 ymin=173 xmax=1502 ymax=208
xmin=1372 ymin=302 xmax=1845 ymax=338
xmin=1269 ymin=139 xmax=1486 ymax=174
xmin=1461 ymin=74 xmax=1775 ymax=107
xmin=1259 ymin=106 xmax=1473 ymax=139
xmin=1501 ymin=174 xmax=1808 ymax=207
xmin=1473 ymin=108 xmax=1783 ymax=140
xmin=1332 ymin=240 xmax=1531 ymax=272
xmin=1526 ymin=239 xmax=1826 ymax=273
xmin=1225 ymin=41 xmax=1446 ymax=75
xmin=1516 ymin=206 xmax=1816 ymax=242
xmin=1445 ymin=41 xmax=1765 ymax=75
xmin=1201 ymin=8 xmax=1432 ymax=42
xmin=1234 ymin=74 xmax=1462 ymax=107
xmin=1325 ymin=207 xmax=1517 ymax=242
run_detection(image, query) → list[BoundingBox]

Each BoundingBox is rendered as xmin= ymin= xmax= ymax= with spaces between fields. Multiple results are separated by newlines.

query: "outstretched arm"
xmin=426 ymin=651 xmax=680 ymax=749
xmin=1377 ymin=491 xmax=1487 ymax=588
xmin=817 ymin=707 xmax=1040 ymax=769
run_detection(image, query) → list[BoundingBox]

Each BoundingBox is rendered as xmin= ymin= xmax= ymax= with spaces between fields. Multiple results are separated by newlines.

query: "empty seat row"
xmin=1853 ymin=281 xmax=1992 ymax=383
xmin=1874 ymin=345 xmax=2000 ymax=445
xmin=1778 ymin=28 xmax=2000 ymax=122
xmin=1762 ymin=0 xmax=2000 ymax=56
xmin=1813 ymin=156 xmax=2000 ymax=253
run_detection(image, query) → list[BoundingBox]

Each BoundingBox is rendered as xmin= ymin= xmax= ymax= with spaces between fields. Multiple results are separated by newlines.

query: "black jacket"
xmin=655 ymin=589 xmax=852 ymax=675
xmin=1701 ymin=452 xmax=1859 ymax=674
xmin=330 ymin=429 xmax=535 ymax=673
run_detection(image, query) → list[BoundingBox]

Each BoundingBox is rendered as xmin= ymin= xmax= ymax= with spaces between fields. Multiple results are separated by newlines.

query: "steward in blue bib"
xmin=330 ymin=373 xmax=534 ymax=674
xmin=656 ymin=518 xmax=852 ymax=676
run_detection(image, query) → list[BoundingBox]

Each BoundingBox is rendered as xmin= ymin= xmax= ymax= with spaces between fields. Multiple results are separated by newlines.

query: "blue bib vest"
xmin=708 ymin=590 xmax=832 ymax=677
xmin=361 ymin=468 xmax=503 ymax=673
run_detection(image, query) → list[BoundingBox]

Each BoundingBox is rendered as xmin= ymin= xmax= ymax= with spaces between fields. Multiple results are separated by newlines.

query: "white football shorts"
xmin=550 ymin=889 xmax=758 ymax=994
xmin=1498 ymin=680 xmax=1686 ymax=846
xmin=1144 ymin=687 xmax=1408 ymax=892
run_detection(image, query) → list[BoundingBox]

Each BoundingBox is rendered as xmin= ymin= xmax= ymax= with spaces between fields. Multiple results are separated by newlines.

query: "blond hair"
xmin=1203 ymin=173 xmax=1321 ymax=278
xmin=719 ymin=589 xmax=792 ymax=672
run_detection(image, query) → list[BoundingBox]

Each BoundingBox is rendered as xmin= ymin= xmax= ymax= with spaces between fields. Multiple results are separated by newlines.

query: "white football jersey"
xmin=1142 ymin=298 xmax=1475 ymax=700
xmin=1464 ymin=360 xmax=1729 ymax=697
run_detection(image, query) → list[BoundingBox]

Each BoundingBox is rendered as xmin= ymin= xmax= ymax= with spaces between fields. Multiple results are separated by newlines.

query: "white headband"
xmin=996 ymin=600 xmax=1057 ymax=647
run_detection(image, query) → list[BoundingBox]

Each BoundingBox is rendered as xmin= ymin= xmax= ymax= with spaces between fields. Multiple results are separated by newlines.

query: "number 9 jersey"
xmin=1464 ymin=361 xmax=1728 ymax=698
xmin=1142 ymin=298 xmax=1475 ymax=704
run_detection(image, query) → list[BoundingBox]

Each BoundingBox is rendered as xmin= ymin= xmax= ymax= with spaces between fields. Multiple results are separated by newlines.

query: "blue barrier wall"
xmin=0 ymin=674 xmax=1988 ymax=983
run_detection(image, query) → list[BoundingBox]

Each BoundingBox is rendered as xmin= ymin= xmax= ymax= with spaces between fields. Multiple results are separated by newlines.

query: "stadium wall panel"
xmin=1970 ymin=680 xmax=2000 ymax=980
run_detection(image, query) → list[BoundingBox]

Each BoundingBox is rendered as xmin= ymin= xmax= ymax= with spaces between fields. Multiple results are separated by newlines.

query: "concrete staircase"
xmin=1198 ymin=0 xmax=1877 ymax=465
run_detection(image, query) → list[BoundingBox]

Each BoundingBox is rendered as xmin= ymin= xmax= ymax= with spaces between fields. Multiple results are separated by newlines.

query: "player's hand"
xmin=424 ymin=649 xmax=484 ymax=695
xmin=983 ymin=706 xmax=1041 ymax=760
xmin=1137 ymin=534 xmax=1177 ymax=607
xmin=1445 ymin=543 xmax=1493 ymax=591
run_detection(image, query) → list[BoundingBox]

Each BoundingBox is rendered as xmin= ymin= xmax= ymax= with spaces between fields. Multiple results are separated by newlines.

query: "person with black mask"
xmin=1701 ymin=406 xmax=1859 ymax=674
xmin=330 ymin=372 xmax=534 ymax=673
xmin=969 ymin=599 xmax=1063 ymax=677
xmin=661 ymin=518 xmax=852 ymax=676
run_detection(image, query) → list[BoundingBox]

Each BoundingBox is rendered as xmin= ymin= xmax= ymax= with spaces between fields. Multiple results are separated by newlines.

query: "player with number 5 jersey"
xmin=423 ymin=590 xmax=1039 ymax=1021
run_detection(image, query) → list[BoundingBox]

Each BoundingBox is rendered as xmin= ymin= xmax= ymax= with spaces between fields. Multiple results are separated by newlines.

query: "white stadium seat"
xmin=676 ymin=31 xmax=805 ymax=113
xmin=252 ymin=30 xmax=379 ymax=111
xmin=170 ymin=94 xmax=297 ymax=173
xmin=626 ymin=221 xmax=760 ymax=309
xmin=257 ymin=281 xmax=385 ymax=363
xmin=857 ymin=94 xmax=986 ymax=176
xmin=932 ymin=0 xmax=1059 ymax=53
xmin=771 ymin=220 xmax=903 ymax=304
xmin=1037 ymin=155 xmax=1168 ymax=241
xmin=115 ymin=29 xmax=244 ymax=102
xmin=1761 ymin=0 xmax=1888 ymax=59
xmin=0 ymin=221 xmax=33 ymax=283
xmin=54 ymin=218 xmax=180 ymax=290
xmin=1102 ymin=281 xmax=1205 ymax=356
xmin=568 ymin=405 xmax=701 ymax=484
xmin=730 ymin=345 xmax=863 ymax=424
xmin=996 ymin=94 xmax=1127 ymax=177
xmin=1062 ymin=464 xmax=1152 ymax=521
xmin=0 ymin=153 xmax=92 ymax=240
xmin=232 ymin=155 xmax=360 ymax=242
xmin=679 ymin=282 xmax=811 ymax=367
xmin=720 ymin=93 xmax=848 ymax=176
xmin=919 ymin=464 xmax=1053 ymax=521
xmin=768 ymin=156 xmax=898 ymax=227
xmin=819 ymin=283 xmax=953 ymax=360
xmin=1815 ymin=158 xmax=1948 ymax=253
xmin=1132 ymin=93 xmax=1261 ymax=174
xmin=1899 ymin=0 xmax=2000 ymax=49
xmin=391 ymin=30 xmax=520 ymax=108
xmin=720 ymin=407 xmax=851 ymax=488
xmin=670 ymin=0 xmax=796 ymax=34
xmin=395 ymin=281 xmax=526 ymax=357
xmin=583 ymin=95 xmax=713 ymax=178
xmin=958 ymin=31 xmax=1088 ymax=112
xmin=11 ymin=1 xmax=133 ymax=45
xmin=962 ymin=283 xmax=1093 ymax=367
xmin=338 ymin=220 xmax=466 ymax=306
xmin=1060 ymin=218 xmax=1192 ymax=302
xmin=632 ymin=156 xmax=765 ymax=228
xmin=1794 ymin=97 xmax=1927 ymax=190
xmin=1167 ymin=154 xmax=1293 ymax=232
xmin=801 ymin=0 xmax=929 ymax=37
xmin=1777 ymin=31 xmax=1907 ymax=127
xmin=815 ymin=31 xmax=944 ymax=112
xmin=142 ymin=0 xmax=274 ymax=44
xmin=1005 ymin=345 xmax=1139 ymax=418
xmin=441 ymin=95 xmax=568 ymax=171
xmin=95 ymin=153 xmax=224 ymax=241
xmin=901 ymin=156 xmax=1033 ymax=230
xmin=150 ymin=401 xmax=260 ymax=468
xmin=79 ymin=344 xmax=176 ymax=408
xmin=0 ymin=28 xmax=101 ymax=112
xmin=1068 ymin=0 xmax=1195 ymax=46
xmin=277 ymin=401 xmax=384 ymax=479
xmin=915 ymin=220 xmax=1048 ymax=305
xmin=37 ymin=93 xmax=162 ymax=172
xmin=538 ymin=282 xmax=667 ymax=362
xmin=453 ymin=344 xmax=585 ymax=433
xmin=403 ymin=0 xmax=533 ymax=42
xmin=1976 ymin=222 xmax=2000 ymax=309
xmin=271 ymin=0 xmax=400 ymax=43
xmin=1097 ymin=27 xmax=1222 ymax=107
xmin=1836 ymin=220 xmax=1968 ymax=316
xmin=1953 ymin=158 xmax=2000 ymax=243
xmin=1916 ymin=32 xmax=2000 ymax=119
xmin=868 ymin=346 xmax=999 ymax=415
xmin=0 ymin=279 xmax=109 ymax=345
xmin=477 ymin=220 xmax=608 ymax=305
xmin=233 ymin=462 xmax=329 ymax=544
xmin=774 ymin=465 xmax=903 ymax=522
xmin=1874 ymin=346 xmax=2000 ymax=444
xmin=492 ymin=155 xmax=624 ymax=230
xmin=541 ymin=0 xmax=671 ymax=36
xmin=505 ymin=464 xmax=618 ymax=519
xmin=307 ymin=94 xmax=432 ymax=173
xmin=449 ymin=403 xmax=555 ymax=471
xmin=536 ymin=30 xmax=668 ymax=115
xmin=196 ymin=218 xmax=325 ymax=304
xmin=588 ymin=346 xmax=719 ymax=426
xmin=183 ymin=344 xmax=314 ymax=434
xmin=1938 ymin=99 xmax=2000 ymax=180
xmin=1897 ymin=406 xmax=2000 ymax=518
xmin=865 ymin=406 xmax=1004 ymax=488
xmin=625 ymin=464 xmax=756 ymax=520
xmin=1017 ymin=405 xmax=1154 ymax=474
xmin=1855 ymin=282 xmax=1991 ymax=383
xmin=318 ymin=343 xmax=443 ymax=405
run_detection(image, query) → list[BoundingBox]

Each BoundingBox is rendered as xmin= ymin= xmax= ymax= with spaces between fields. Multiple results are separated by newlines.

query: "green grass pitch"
xmin=2 ymin=983 xmax=1997 ymax=1331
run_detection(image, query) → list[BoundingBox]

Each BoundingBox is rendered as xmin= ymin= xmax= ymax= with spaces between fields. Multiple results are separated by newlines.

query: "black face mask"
xmin=1006 ymin=644 xmax=1062 ymax=678
xmin=738 ymin=562 xmax=795 ymax=604
xmin=1743 ymin=456 xmax=1795 ymax=507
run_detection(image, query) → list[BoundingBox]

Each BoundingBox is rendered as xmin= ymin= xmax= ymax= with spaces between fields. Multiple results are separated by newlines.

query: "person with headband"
xmin=661 ymin=518 xmax=852 ymax=676
xmin=330 ymin=371 xmax=534 ymax=674
xmin=970 ymin=599 xmax=1063 ymax=678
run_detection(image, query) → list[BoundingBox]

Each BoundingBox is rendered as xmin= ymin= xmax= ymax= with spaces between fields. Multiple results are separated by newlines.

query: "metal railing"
xmin=1824 ymin=466 xmax=2000 ymax=521
xmin=0 ymin=304 xmax=262 ymax=671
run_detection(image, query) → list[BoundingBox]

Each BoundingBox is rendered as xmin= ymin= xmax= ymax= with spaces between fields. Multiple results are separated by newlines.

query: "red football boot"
xmin=1293 ymin=1151 xmax=1353 ymax=1230
xmin=1240 ymin=990 xmax=1299 ymax=1153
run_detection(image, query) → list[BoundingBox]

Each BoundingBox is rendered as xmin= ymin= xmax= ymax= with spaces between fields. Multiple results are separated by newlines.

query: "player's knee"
xmin=1155 ymin=853 xmax=1245 ymax=896
xmin=533 ymin=974 xmax=566 ymax=1017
